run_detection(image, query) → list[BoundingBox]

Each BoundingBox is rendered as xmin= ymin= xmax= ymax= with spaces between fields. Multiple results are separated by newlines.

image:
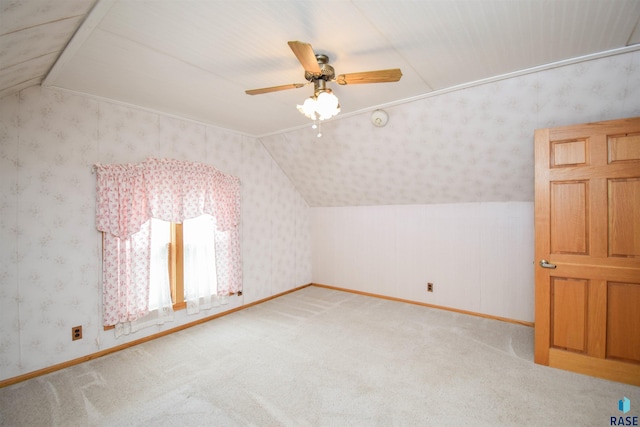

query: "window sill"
xmin=102 ymin=292 xmax=242 ymax=331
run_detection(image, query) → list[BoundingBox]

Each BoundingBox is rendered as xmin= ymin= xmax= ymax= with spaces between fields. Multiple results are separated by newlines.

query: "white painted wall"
xmin=311 ymin=202 xmax=534 ymax=322
xmin=0 ymin=86 xmax=311 ymax=382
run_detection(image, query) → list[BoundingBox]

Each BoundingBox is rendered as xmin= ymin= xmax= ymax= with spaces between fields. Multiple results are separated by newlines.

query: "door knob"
xmin=539 ymin=260 xmax=556 ymax=269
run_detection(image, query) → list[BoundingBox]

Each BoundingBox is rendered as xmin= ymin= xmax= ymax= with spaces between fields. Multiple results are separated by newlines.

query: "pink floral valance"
xmin=95 ymin=158 xmax=241 ymax=238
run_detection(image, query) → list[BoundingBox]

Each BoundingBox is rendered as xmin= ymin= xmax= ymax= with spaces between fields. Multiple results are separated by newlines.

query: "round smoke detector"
xmin=371 ymin=109 xmax=389 ymax=127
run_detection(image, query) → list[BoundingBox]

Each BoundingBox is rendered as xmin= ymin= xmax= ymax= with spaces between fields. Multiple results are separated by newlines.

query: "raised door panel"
xmin=607 ymin=282 xmax=640 ymax=363
xmin=608 ymin=133 xmax=640 ymax=163
xmin=608 ymin=178 xmax=640 ymax=258
xmin=551 ymin=278 xmax=587 ymax=352
xmin=551 ymin=139 xmax=588 ymax=167
xmin=550 ymin=181 xmax=588 ymax=255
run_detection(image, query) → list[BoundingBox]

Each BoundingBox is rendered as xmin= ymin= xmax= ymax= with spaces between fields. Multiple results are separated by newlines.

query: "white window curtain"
xmin=148 ymin=218 xmax=173 ymax=313
xmin=94 ymin=158 xmax=241 ymax=335
xmin=183 ymin=214 xmax=220 ymax=314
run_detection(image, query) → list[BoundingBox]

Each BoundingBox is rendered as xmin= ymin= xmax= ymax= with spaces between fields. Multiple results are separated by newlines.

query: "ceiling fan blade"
xmin=245 ymin=83 xmax=306 ymax=95
xmin=288 ymin=41 xmax=321 ymax=74
xmin=336 ymin=68 xmax=402 ymax=85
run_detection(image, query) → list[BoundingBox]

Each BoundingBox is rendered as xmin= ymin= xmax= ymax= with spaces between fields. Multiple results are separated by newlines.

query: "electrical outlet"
xmin=72 ymin=325 xmax=82 ymax=341
xmin=427 ymin=283 xmax=434 ymax=292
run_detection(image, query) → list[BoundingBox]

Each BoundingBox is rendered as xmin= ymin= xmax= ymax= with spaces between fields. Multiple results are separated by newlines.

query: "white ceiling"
xmin=2 ymin=0 xmax=640 ymax=137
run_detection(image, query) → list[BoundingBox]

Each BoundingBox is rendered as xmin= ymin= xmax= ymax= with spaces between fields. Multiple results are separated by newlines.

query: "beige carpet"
xmin=1 ymin=286 xmax=638 ymax=426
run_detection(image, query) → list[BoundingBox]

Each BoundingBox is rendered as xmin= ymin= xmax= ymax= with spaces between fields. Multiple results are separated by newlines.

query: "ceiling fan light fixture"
xmin=297 ymin=89 xmax=340 ymax=121
xmin=316 ymin=90 xmax=340 ymax=119
xmin=297 ymin=97 xmax=318 ymax=120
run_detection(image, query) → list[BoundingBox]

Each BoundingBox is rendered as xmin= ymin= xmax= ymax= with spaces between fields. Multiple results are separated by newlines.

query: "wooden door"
xmin=534 ymin=116 xmax=640 ymax=386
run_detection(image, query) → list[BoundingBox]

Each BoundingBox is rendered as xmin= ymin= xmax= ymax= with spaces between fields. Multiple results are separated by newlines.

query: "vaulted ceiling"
xmin=2 ymin=0 xmax=639 ymax=136
xmin=2 ymin=1 xmax=640 ymax=206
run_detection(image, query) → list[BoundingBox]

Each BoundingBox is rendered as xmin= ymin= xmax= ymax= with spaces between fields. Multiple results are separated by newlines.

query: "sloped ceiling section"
xmin=260 ymin=50 xmax=640 ymax=206
xmin=0 ymin=0 xmax=97 ymax=99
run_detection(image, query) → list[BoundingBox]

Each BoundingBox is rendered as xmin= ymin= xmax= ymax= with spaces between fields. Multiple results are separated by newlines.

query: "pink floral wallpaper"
xmin=0 ymin=87 xmax=311 ymax=381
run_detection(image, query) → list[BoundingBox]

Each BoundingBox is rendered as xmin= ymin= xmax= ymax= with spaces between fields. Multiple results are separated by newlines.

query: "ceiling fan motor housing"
xmin=305 ymin=54 xmax=335 ymax=82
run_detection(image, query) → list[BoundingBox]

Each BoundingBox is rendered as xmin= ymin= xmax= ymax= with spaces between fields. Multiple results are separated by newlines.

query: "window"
xmin=149 ymin=215 xmax=222 ymax=312
xmin=182 ymin=214 xmax=220 ymax=311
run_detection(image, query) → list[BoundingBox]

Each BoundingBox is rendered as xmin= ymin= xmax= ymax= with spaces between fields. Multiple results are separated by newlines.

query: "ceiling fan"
xmin=245 ymin=41 xmax=402 ymax=121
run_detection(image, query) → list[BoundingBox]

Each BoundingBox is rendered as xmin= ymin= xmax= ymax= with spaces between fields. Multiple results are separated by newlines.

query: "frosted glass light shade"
xmin=297 ymin=90 xmax=340 ymax=121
